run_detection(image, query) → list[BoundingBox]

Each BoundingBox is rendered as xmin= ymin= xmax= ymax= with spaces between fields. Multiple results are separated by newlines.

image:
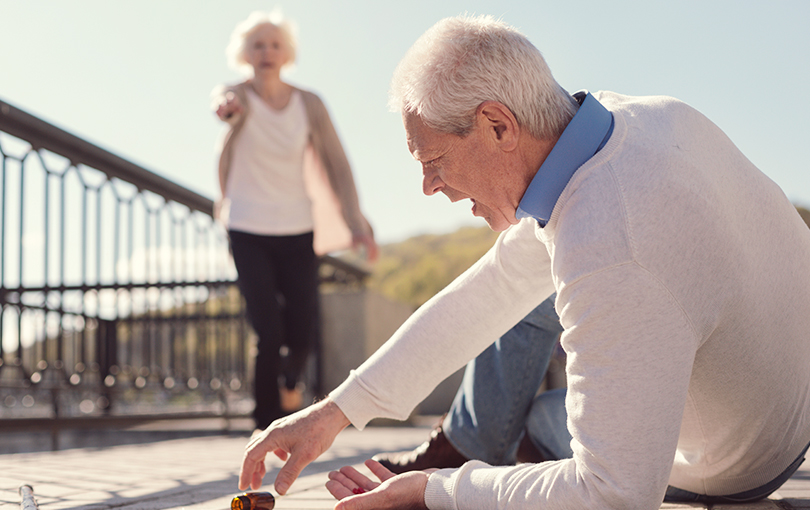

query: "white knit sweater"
xmin=330 ymin=91 xmax=810 ymax=509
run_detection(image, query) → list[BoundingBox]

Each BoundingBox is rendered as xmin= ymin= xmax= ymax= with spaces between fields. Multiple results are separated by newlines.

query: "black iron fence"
xmin=0 ymin=98 xmax=367 ymax=443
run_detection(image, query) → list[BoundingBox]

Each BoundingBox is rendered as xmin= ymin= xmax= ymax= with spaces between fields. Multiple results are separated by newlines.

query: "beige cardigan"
xmin=214 ymin=81 xmax=372 ymax=255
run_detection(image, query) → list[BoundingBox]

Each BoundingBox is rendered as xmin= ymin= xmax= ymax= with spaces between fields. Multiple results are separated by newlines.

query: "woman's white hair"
xmin=226 ymin=9 xmax=298 ymax=76
xmin=389 ymin=15 xmax=578 ymax=140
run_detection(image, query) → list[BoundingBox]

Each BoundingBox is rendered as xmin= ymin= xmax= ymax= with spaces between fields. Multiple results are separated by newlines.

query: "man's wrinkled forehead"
xmin=403 ymin=112 xmax=431 ymax=158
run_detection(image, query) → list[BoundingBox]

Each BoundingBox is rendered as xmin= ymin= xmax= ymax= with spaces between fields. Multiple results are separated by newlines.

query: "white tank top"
xmin=224 ymin=88 xmax=313 ymax=235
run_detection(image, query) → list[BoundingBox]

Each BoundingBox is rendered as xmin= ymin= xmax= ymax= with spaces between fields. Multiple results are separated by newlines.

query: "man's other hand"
xmin=327 ymin=459 xmax=431 ymax=510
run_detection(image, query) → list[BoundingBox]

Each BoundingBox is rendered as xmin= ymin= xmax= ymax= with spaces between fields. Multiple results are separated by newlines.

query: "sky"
xmin=1 ymin=0 xmax=809 ymax=244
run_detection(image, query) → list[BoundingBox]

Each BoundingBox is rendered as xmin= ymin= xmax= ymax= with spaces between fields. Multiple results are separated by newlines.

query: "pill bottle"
xmin=231 ymin=491 xmax=275 ymax=510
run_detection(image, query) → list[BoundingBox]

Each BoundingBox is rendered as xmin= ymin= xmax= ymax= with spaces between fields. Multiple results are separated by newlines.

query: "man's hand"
xmin=239 ymin=398 xmax=350 ymax=495
xmin=326 ymin=459 xmax=430 ymax=510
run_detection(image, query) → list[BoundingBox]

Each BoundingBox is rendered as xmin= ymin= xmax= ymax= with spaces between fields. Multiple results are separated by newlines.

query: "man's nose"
xmin=422 ymin=169 xmax=443 ymax=196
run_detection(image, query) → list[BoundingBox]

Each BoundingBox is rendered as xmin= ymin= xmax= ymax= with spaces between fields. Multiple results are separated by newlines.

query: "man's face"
xmin=404 ymin=113 xmax=518 ymax=232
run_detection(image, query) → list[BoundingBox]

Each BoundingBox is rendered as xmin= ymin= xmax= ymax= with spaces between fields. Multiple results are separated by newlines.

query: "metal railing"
xmin=0 ymin=98 xmax=367 ymax=443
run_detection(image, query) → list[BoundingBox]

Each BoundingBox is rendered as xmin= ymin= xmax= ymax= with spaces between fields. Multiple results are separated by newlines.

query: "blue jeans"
xmin=442 ymin=294 xmax=805 ymax=502
xmin=443 ymin=295 xmax=570 ymax=464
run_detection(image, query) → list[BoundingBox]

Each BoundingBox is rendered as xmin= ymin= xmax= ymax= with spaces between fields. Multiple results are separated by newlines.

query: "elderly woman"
xmin=212 ymin=11 xmax=377 ymax=431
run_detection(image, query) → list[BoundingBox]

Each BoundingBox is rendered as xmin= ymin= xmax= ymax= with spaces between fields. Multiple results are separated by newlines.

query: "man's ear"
xmin=477 ymin=101 xmax=520 ymax=151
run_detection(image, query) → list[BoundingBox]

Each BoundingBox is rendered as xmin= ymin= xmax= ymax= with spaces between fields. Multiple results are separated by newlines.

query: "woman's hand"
xmin=215 ymin=91 xmax=244 ymax=121
xmin=326 ymin=459 xmax=430 ymax=510
xmin=352 ymin=233 xmax=379 ymax=263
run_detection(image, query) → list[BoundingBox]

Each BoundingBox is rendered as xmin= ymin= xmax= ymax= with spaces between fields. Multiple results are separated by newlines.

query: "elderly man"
xmin=239 ymin=14 xmax=810 ymax=510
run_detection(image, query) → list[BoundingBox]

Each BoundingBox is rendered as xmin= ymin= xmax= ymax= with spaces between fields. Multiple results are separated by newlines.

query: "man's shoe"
xmin=373 ymin=422 xmax=469 ymax=474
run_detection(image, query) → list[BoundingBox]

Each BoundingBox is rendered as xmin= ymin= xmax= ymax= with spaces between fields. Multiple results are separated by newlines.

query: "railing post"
xmin=97 ymin=318 xmax=118 ymax=413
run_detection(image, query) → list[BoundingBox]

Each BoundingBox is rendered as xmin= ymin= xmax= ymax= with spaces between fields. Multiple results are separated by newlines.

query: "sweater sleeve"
xmin=304 ymin=92 xmax=370 ymax=237
xmin=424 ymin=262 xmax=699 ymax=510
xmin=212 ymin=82 xmax=249 ymax=202
xmin=329 ymin=219 xmax=556 ymax=427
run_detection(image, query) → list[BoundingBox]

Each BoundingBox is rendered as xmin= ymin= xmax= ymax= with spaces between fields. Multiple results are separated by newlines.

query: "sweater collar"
xmin=516 ymin=91 xmax=614 ymax=227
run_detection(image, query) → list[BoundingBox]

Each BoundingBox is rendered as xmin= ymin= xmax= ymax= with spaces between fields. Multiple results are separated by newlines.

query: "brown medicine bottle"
xmin=231 ymin=492 xmax=275 ymax=510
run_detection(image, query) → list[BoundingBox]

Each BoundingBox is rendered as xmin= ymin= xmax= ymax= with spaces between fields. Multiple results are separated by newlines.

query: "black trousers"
xmin=229 ymin=230 xmax=320 ymax=429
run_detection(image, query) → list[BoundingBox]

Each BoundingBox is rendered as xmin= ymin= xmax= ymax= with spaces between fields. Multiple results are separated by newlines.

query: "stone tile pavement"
xmin=1 ymin=420 xmax=809 ymax=509
xmin=0 ymin=422 xmax=429 ymax=510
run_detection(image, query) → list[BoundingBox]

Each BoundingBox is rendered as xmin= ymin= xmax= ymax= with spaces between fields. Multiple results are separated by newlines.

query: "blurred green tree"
xmin=368 ymin=226 xmax=498 ymax=308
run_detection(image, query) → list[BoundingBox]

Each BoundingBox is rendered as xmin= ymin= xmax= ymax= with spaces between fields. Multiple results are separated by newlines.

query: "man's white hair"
xmin=226 ymin=9 xmax=298 ymax=76
xmin=389 ymin=15 xmax=577 ymax=140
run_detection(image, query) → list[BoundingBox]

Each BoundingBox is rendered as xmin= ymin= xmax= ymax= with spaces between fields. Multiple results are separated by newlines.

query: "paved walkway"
xmin=0 ymin=420 xmax=429 ymax=510
xmin=1 ymin=420 xmax=809 ymax=509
